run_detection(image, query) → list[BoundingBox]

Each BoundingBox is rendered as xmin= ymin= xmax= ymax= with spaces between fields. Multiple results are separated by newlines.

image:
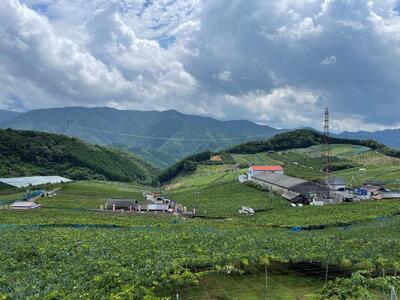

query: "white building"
xmin=11 ymin=201 xmax=41 ymax=210
xmin=247 ymin=165 xmax=284 ymax=180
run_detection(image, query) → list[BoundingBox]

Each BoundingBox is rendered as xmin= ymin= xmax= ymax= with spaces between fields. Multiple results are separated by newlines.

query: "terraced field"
xmin=296 ymin=144 xmax=370 ymax=158
xmin=347 ymin=150 xmax=400 ymax=167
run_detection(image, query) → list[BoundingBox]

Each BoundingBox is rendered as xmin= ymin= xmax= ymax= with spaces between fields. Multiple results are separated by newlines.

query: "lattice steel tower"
xmin=322 ymin=107 xmax=332 ymax=198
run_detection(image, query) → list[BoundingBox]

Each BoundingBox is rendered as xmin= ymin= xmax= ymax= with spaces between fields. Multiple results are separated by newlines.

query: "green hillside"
xmin=0 ymin=129 xmax=159 ymax=184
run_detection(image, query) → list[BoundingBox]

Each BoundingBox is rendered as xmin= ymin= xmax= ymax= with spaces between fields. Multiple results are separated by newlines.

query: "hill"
xmin=159 ymin=129 xmax=400 ymax=183
xmin=0 ymin=129 xmax=159 ymax=184
xmin=0 ymin=107 xmax=282 ymax=167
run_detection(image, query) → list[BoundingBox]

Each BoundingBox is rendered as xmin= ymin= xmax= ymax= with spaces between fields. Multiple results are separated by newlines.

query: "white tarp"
xmin=0 ymin=176 xmax=72 ymax=188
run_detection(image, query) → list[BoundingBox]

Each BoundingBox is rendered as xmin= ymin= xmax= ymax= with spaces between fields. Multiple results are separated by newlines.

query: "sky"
xmin=1 ymin=0 xmax=400 ymax=132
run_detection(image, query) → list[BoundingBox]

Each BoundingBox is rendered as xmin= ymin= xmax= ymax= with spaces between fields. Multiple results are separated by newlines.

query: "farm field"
xmin=1 ymin=177 xmax=400 ymax=299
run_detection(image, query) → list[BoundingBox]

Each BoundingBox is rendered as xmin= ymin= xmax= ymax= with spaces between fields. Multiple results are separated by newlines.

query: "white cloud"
xmin=213 ymin=70 xmax=232 ymax=82
xmin=320 ymin=56 xmax=337 ymax=65
xmin=1 ymin=0 xmax=400 ymax=132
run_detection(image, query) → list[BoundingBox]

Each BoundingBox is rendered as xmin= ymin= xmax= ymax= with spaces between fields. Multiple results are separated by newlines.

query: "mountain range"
xmin=0 ymin=107 xmax=281 ymax=167
xmin=0 ymin=106 xmax=399 ymax=167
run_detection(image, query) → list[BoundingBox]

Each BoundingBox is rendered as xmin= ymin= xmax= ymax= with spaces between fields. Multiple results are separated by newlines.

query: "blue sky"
xmin=1 ymin=0 xmax=400 ymax=132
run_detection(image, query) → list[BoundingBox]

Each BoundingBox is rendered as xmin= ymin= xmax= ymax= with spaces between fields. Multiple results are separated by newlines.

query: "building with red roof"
xmin=247 ymin=165 xmax=284 ymax=179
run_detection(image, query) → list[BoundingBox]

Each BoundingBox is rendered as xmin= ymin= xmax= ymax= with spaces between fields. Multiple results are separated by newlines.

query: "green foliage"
xmin=0 ymin=129 xmax=159 ymax=184
xmin=183 ymin=160 xmax=197 ymax=171
xmin=159 ymin=151 xmax=212 ymax=182
xmin=228 ymin=129 xmax=400 ymax=161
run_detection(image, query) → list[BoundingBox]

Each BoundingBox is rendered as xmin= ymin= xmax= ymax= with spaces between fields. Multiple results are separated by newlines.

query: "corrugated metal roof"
xmin=147 ymin=204 xmax=169 ymax=211
xmin=250 ymin=165 xmax=283 ymax=171
xmin=252 ymin=172 xmax=309 ymax=189
xmin=282 ymin=191 xmax=301 ymax=200
xmin=11 ymin=201 xmax=41 ymax=209
xmin=0 ymin=176 xmax=72 ymax=188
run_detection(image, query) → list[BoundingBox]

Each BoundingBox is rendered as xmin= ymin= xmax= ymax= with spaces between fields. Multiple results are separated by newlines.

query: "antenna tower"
xmin=322 ymin=107 xmax=332 ymax=198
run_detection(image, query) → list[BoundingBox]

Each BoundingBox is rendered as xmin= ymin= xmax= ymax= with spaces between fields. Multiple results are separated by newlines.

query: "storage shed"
xmin=11 ymin=201 xmax=41 ymax=210
xmin=106 ymin=199 xmax=138 ymax=210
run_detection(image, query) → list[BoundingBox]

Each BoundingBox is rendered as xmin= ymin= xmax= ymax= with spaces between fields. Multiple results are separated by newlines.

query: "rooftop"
xmin=252 ymin=172 xmax=309 ymax=189
xmin=0 ymin=176 xmax=72 ymax=188
xmin=250 ymin=165 xmax=283 ymax=172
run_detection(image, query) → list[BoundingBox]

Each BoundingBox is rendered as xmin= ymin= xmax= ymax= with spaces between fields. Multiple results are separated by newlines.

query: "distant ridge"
xmin=1 ymin=106 xmax=282 ymax=167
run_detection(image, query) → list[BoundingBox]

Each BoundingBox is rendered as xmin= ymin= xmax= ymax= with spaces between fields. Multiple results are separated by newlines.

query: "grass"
xmin=172 ymin=181 xmax=286 ymax=217
xmin=334 ymin=165 xmax=400 ymax=189
xmin=162 ymin=263 xmax=323 ymax=299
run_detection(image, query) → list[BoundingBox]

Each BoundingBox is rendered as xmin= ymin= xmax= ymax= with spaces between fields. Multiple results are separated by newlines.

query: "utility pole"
xmin=194 ymin=191 xmax=200 ymax=215
xmin=322 ymin=107 xmax=332 ymax=199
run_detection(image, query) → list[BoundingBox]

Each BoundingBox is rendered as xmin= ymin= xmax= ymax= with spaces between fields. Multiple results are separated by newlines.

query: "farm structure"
xmin=0 ymin=176 xmax=71 ymax=188
xmin=251 ymin=172 xmax=327 ymax=204
xmin=10 ymin=201 xmax=41 ymax=210
xmin=326 ymin=177 xmax=346 ymax=191
xmin=106 ymin=199 xmax=138 ymax=211
xmin=247 ymin=165 xmax=284 ymax=180
xmin=106 ymin=197 xmax=177 ymax=213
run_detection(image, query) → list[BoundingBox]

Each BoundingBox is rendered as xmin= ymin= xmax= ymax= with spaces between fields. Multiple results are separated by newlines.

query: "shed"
xmin=146 ymin=204 xmax=169 ymax=211
xmin=282 ymin=191 xmax=305 ymax=203
xmin=106 ymin=199 xmax=138 ymax=210
xmin=326 ymin=177 xmax=346 ymax=191
xmin=11 ymin=201 xmax=41 ymax=210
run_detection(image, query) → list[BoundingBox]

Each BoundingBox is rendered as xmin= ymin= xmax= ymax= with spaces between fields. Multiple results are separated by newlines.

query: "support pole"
xmin=325 ymin=261 xmax=329 ymax=284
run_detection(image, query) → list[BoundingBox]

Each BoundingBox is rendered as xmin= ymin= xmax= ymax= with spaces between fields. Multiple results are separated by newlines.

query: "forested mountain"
xmin=0 ymin=107 xmax=282 ymax=167
xmin=0 ymin=129 xmax=159 ymax=184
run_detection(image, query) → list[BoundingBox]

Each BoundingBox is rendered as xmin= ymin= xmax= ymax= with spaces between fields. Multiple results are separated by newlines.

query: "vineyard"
xmin=1 ymin=179 xmax=400 ymax=299
xmin=347 ymin=150 xmax=400 ymax=167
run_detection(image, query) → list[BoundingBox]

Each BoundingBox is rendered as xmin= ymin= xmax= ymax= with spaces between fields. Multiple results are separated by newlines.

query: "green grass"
xmin=172 ymin=181 xmax=286 ymax=217
xmin=232 ymin=153 xmax=282 ymax=165
xmin=169 ymin=165 xmax=237 ymax=192
xmin=162 ymin=263 xmax=322 ymax=299
xmin=335 ymin=165 xmax=400 ymax=189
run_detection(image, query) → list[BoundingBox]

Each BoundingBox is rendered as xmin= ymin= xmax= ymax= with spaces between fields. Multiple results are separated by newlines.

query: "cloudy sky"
xmin=1 ymin=0 xmax=400 ymax=132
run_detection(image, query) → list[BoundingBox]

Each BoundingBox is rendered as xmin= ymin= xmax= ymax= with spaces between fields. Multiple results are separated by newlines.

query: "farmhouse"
xmin=251 ymin=172 xmax=327 ymax=203
xmin=11 ymin=201 xmax=41 ymax=210
xmin=247 ymin=165 xmax=284 ymax=180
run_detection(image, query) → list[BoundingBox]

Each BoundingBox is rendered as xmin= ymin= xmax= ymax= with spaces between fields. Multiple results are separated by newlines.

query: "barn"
xmin=247 ymin=165 xmax=284 ymax=180
xmin=251 ymin=172 xmax=327 ymax=203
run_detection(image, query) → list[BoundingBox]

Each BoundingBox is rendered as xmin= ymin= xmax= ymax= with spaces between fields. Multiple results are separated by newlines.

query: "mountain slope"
xmin=1 ymin=107 xmax=282 ymax=167
xmin=0 ymin=129 xmax=159 ymax=184
xmin=338 ymin=129 xmax=400 ymax=148
xmin=0 ymin=110 xmax=21 ymax=123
